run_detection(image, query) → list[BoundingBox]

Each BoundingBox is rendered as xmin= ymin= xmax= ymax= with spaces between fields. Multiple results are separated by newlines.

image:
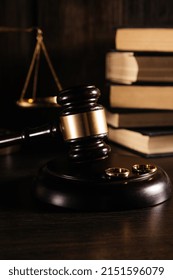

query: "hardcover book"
xmin=108 ymin=126 xmax=173 ymax=156
xmin=105 ymin=51 xmax=173 ymax=84
xmin=105 ymin=108 xmax=173 ymax=128
xmin=108 ymin=83 xmax=173 ymax=110
xmin=115 ymin=28 xmax=173 ymax=52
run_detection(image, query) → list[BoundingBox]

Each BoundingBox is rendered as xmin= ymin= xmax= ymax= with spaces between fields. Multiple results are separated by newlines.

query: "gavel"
xmin=0 ymin=85 xmax=110 ymax=162
xmin=0 ymin=85 xmax=172 ymax=211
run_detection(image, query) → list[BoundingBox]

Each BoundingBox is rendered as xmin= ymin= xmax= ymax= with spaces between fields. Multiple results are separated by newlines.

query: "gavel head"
xmin=57 ymin=85 xmax=111 ymax=162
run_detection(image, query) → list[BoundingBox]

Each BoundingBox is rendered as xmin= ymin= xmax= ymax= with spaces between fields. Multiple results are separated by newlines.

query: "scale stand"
xmin=1 ymin=26 xmax=62 ymax=107
xmin=15 ymin=28 xmax=62 ymax=108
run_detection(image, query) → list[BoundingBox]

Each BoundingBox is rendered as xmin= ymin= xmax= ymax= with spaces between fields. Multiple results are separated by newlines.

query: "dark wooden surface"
xmin=0 ymin=141 xmax=173 ymax=260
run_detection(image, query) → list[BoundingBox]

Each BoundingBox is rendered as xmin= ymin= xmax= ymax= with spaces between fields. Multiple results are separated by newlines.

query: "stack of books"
xmin=105 ymin=27 xmax=173 ymax=157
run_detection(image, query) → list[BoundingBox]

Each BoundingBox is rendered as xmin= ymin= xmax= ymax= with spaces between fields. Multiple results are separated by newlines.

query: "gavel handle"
xmin=0 ymin=124 xmax=58 ymax=148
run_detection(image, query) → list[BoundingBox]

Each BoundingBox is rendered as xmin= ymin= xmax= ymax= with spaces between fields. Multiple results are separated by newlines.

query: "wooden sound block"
xmin=34 ymin=153 xmax=172 ymax=211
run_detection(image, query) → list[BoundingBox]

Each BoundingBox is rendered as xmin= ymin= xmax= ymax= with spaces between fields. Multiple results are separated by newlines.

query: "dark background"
xmin=1 ymin=0 xmax=173 ymax=128
xmin=1 ymin=0 xmax=173 ymax=261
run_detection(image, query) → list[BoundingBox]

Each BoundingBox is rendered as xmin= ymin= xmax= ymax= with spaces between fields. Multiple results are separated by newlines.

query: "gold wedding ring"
xmin=132 ymin=164 xmax=157 ymax=175
xmin=105 ymin=167 xmax=130 ymax=179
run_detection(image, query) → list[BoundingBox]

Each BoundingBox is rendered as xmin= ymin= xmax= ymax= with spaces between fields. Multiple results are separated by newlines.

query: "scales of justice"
xmin=0 ymin=27 xmax=172 ymax=211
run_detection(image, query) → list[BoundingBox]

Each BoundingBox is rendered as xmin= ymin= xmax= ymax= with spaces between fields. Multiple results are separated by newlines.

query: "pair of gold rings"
xmin=105 ymin=164 xmax=157 ymax=179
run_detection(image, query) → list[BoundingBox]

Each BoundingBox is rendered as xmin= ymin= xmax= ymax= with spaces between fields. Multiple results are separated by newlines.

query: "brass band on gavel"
xmin=60 ymin=109 xmax=108 ymax=141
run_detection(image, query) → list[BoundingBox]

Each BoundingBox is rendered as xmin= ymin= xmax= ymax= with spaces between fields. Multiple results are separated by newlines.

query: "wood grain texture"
xmin=122 ymin=0 xmax=173 ymax=26
xmin=0 ymin=0 xmax=37 ymax=128
xmin=1 ymin=202 xmax=173 ymax=260
xmin=37 ymin=0 xmax=123 ymax=90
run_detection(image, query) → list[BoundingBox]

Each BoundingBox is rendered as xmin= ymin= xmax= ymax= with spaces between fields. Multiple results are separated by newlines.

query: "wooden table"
xmin=0 ymin=140 xmax=173 ymax=260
